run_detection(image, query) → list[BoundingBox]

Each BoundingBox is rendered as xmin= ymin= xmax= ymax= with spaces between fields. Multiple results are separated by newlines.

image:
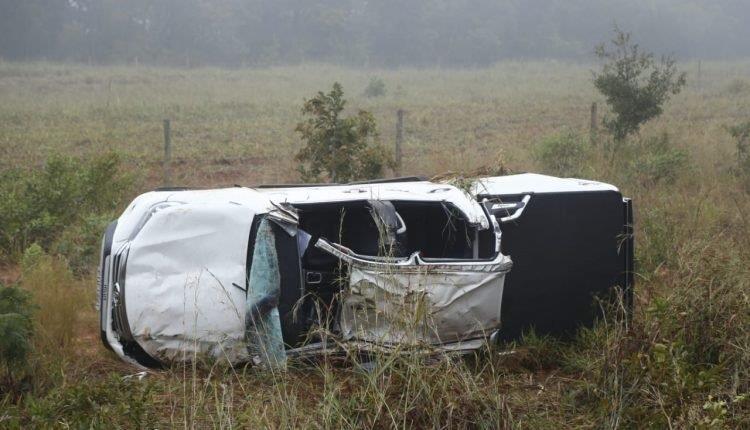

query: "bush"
xmin=594 ymin=27 xmax=686 ymax=144
xmin=363 ymin=77 xmax=386 ymax=98
xmin=52 ymin=212 xmax=116 ymax=274
xmin=0 ymin=282 xmax=34 ymax=381
xmin=23 ymin=374 xmax=156 ymax=428
xmin=0 ymin=152 xmax=130 ymax=262
xmin=532 ymin=130 xmax=590 ymax=177
xmin=296 ymin=82 xmax=394 ymax=182
xmin=629 ymin=133 xmax=689 ymax=186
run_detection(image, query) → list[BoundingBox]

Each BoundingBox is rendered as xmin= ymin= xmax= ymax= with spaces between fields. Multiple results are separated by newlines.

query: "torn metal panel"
xmin=341 ymin=265 xmax=508 ymax=346
xmin=315 ymin=239 xmax=512 ymax=347
xmin=315 ymin=239 xmax=510 ymax=272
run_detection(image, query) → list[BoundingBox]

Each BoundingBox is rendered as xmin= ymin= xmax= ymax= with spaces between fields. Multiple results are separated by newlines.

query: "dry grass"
xmin=1 ymin=59 xmax=747 ymax=186
xmin=0 ymin=59 xmax=749 ymax=428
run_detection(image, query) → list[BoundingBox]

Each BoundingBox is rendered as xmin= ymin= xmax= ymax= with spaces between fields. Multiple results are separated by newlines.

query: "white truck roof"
xmin=472 ymin=173 xmax=619 ymax=196
xmin=256 ymin=180 xmax=490 ymax=229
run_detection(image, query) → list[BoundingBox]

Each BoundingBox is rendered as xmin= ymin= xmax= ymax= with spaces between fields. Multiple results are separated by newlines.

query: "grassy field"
xmin=1 ymin=60 xmax=750 ymax=428
xmin=2 ymin=60 xmax=748 ymax=186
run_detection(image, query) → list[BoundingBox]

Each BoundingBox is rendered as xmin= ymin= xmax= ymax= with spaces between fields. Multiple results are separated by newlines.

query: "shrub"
xmin=629 ymin=133 xmax=689 ymax=186
xmin=24 ymin=374 xmax=156 ymax=428
xmin=594 ymin=27 xmax=686 ymax=145
xmin=52 ymin=212 xmax=116 ymax=274
xmin=363 ymin=77 xmax=386 ymax=98
xmin=295 ymin=82 xmax=394 ymax=182
xmin=532 ymin=130 xmax=590 ymax=177
xmin=0 ymin=282 xmax=34 ymax=381
xmin=0 ymin=152 xmax=130 ymax=262
xmin=20 ymin=243 xmax=45 ymax=273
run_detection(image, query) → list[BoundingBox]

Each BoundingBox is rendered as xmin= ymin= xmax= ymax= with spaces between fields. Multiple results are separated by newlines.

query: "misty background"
xmin=1 ymin=0 xmax=749 ymax=67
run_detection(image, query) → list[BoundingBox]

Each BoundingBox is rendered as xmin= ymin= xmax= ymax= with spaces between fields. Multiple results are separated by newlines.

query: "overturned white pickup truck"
xmin=98 ymin=174 xmax=633 ymax=368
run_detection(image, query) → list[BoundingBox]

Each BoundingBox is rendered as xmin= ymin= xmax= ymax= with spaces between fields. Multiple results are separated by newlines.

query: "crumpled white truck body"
xmin=98 ymin=174 xmax=628 ymax=368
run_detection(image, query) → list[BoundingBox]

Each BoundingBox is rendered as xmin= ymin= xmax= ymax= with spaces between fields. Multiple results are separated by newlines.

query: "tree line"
xmin=1 ymin=0 xmax=749 ymax=67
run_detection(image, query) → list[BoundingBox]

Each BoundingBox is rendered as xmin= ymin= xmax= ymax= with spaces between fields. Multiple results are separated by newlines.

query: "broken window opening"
xmin=288 ymin=202 xmax=376 ymax=346
xmin=251 ymin=199 xmax=502 ymax=351
xmin=390 ymin=201 xmax=496 ymax=260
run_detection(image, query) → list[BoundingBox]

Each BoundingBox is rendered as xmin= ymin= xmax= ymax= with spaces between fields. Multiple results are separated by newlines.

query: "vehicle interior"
xmin=246 ymin=199 xmax=499 ymax=348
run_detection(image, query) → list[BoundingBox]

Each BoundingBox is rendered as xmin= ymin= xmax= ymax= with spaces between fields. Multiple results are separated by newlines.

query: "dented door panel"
xmin=314 ymin=239 xmax=512 ymax=349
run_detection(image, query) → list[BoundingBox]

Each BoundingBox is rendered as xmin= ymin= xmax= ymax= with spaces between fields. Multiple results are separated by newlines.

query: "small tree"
xmin=594 ymin=28 xmax=686 ymax=145
xmin=295 ymin=82 xmax=394 ymax=182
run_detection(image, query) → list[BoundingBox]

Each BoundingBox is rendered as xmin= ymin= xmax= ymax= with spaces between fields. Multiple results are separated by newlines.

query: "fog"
xmin=1 ymin=0 xmax=749 ymax=67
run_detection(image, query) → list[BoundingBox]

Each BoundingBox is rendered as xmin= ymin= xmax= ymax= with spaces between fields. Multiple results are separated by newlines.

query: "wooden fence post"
xmin=589 ymin=102 xmax=598 ymax=145
xmin=395 ymin=109 xmax=404 ymax=176
xmin=163 ymin=119 xmax=172 ymax=186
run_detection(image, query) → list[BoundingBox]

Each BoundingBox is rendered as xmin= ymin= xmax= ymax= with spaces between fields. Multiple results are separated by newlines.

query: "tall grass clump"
xmin=561 ymin=280 xmax=749 ymax=427
xmin=0 ymin=245 xmax=86 ymax=398
xmin=20 ymin=245 xmax=87 ymax=372
xmin=559 ymin=208 xmax=750 ymax=427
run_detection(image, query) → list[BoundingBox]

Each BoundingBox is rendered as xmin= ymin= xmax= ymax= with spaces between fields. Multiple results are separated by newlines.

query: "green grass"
xmin=0 ymin=60 xmax=749 ymax=428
